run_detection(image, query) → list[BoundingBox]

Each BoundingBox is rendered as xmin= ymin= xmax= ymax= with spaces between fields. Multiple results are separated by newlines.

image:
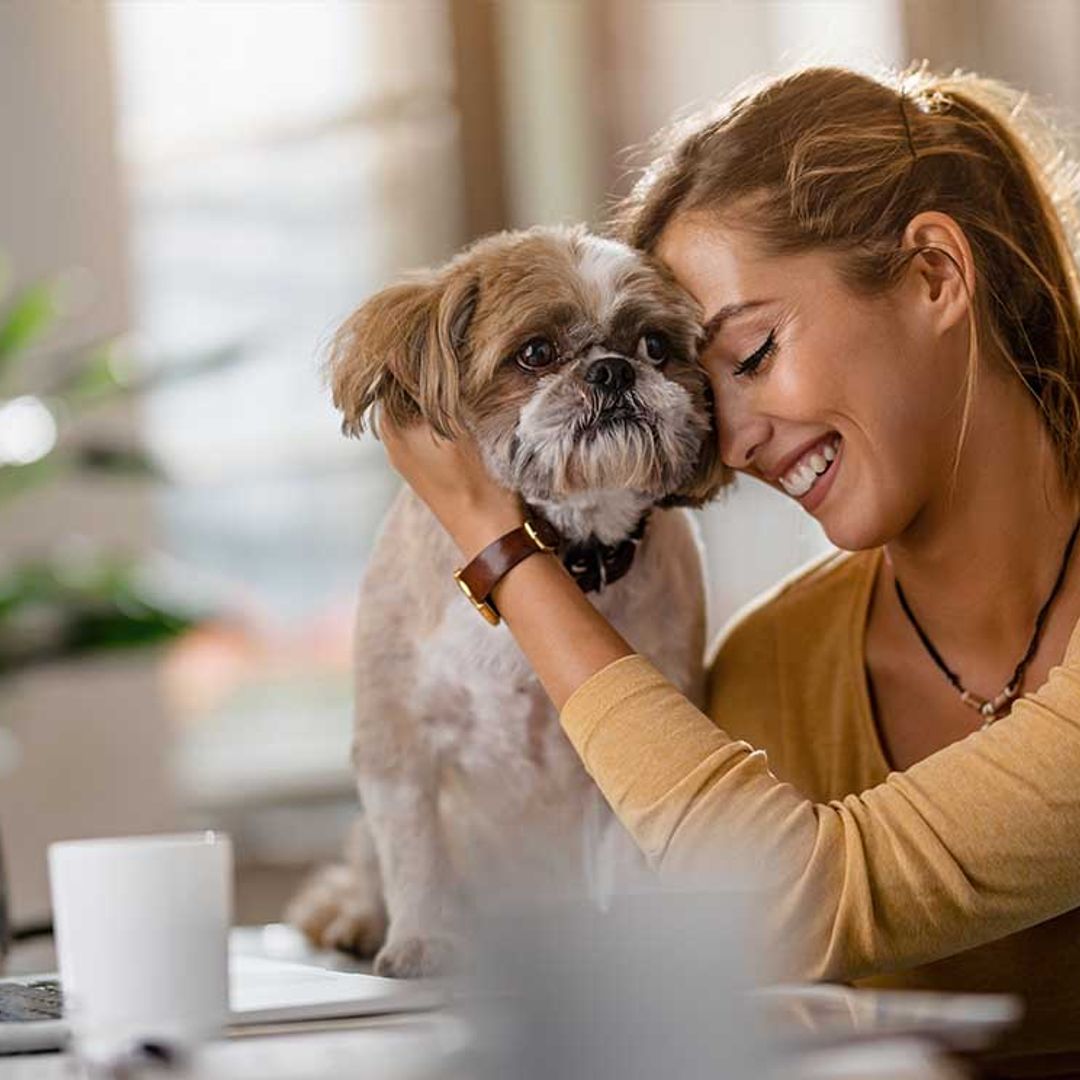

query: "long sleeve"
xmin=559 ymin=617 xmax=1080 ymax=984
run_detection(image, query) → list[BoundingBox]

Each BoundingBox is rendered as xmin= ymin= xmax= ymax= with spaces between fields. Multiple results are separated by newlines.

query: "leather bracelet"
xmin=453 ymin=518 xmax=560 ymax=625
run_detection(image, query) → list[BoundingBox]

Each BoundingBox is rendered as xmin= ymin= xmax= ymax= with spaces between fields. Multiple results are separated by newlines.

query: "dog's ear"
xmin=326 ymin=269 xmax=480 ymax=439
xmin=656 ymin=383 xmax=733 ymax=508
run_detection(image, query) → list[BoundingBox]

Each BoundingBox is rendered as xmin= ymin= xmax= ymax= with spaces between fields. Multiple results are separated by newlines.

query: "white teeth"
xmin=779 ymin=437 xmax=840 ymax=498
xmin=781 ymin=467 xmax=815 ymax=498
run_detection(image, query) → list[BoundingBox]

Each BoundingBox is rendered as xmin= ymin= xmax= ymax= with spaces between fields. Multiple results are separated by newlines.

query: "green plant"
xmin=0 ymin=254 xmax=233 ymax=674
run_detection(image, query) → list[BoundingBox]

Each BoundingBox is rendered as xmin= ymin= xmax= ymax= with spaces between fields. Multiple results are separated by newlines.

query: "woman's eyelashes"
xmin=733 ymin=328 xmax=777 ymax=378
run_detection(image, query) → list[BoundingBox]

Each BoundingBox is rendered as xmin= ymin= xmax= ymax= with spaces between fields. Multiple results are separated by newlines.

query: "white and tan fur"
xmin=286 ymin=225 xmax=727 ymax=977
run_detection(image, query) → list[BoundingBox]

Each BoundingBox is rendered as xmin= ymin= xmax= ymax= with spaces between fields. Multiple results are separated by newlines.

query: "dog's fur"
xmin=286 ymin=225 xmax=727 ymax=976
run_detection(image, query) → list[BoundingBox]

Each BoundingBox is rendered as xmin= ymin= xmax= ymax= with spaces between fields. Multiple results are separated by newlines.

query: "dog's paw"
xmin=373 ymin=934 xmax=459 ymax=978
xmin=284 ymin=863 xmax=387 ymax=957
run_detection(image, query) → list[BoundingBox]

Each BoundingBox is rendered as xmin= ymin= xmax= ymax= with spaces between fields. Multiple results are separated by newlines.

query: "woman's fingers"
xmin=371 ymin=409 xmax=522 ymax=555
xmin=377 ymin=410 xmax=444 ymax=472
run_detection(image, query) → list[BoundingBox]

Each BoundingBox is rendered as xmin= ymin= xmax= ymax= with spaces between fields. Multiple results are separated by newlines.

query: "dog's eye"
xmin=516 ymin=337 xmax=557 ymax=371
xmin=638 ymin=331 xmax=670 ymax=365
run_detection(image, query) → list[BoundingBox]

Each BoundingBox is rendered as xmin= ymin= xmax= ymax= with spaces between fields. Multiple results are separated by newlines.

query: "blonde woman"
xmin=377 ymin=66 xmax=1080 ymax=1066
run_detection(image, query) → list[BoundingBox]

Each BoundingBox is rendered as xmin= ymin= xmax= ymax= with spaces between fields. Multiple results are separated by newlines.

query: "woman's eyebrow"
xmin=701 ymin=300 xmax=772 ymax=345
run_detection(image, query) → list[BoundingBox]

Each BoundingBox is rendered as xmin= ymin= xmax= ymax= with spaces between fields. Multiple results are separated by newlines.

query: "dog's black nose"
xmin=584 ymin=356 xmax=635 ymax=394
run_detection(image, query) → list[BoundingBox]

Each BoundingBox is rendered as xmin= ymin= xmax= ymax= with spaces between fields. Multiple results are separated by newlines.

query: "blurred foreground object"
xmin=453 ymin=869 xmax=1018 ymax=1079
xmin=461 ymin=883 xmax=776 ymax=1080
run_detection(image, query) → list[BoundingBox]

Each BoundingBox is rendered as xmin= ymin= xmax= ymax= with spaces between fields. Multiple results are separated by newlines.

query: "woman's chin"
xmin=815 ymin=497 xmax=897 ymax=552
xmin=821 ymin=524 xmax=879 ymax=552
xmin=800 ymin=459 xmax=896 ymax=551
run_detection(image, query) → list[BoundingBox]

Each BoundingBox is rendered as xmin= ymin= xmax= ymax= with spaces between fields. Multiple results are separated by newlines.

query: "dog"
xmin=285 ymin=224 xmax=728 ymax=977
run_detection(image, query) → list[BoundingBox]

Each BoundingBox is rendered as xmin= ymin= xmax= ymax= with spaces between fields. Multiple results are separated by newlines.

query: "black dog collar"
xmin=559 ymin=513 xmax=650 ymax=594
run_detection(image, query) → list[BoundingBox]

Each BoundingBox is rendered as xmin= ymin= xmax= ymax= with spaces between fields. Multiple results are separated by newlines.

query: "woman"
xmin=377 ymin=66 xmax=1080 ymax=1064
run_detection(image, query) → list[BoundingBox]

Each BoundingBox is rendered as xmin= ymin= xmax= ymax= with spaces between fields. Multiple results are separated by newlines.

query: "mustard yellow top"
xmin=560 ymin=547 xmax=1080 ymax=1066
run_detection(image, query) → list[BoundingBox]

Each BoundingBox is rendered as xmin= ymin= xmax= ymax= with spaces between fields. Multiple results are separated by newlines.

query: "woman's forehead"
xmin=654 ymin=214 xmax=833 ymax=322
xmin=656 ymin=216 xmax=769 ymax=300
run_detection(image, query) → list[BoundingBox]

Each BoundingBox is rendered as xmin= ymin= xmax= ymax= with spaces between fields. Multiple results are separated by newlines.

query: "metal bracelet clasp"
xmin=452 ymin=568 xmax=501 ymax=626
xmin=524 ymin=519 xmax=558 ymax=552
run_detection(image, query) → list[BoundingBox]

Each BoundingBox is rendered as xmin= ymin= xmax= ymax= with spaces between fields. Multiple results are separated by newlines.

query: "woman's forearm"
xmin=486 ymin=549 xmax=634 ymax=711
xmin=374 ymin=419 xmax=635 ymax=709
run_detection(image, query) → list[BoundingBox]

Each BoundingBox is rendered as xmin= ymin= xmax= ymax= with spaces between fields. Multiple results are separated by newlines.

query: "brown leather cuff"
xmin=453 ymin=518 xmax=560 ymax=625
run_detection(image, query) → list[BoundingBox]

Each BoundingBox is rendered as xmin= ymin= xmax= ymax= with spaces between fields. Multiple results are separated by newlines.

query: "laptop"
xmin=0 ymin=925 xmax=445 ymax=1055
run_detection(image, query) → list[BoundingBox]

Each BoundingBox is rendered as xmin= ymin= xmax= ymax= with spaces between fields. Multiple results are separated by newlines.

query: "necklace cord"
xmin=893 ymin=517 xmax=1080 ymax=709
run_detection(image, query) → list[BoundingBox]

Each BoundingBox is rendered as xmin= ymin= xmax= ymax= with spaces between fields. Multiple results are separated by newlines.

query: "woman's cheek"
xmin=768 ymin=357 xmax=826 ymax=421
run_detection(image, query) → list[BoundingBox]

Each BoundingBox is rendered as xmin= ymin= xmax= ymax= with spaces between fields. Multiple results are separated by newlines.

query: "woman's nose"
xmin=717 ymin=384 xmax=771 ymax=470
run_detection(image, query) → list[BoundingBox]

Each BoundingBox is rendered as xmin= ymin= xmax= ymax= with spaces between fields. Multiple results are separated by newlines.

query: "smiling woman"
xmin=652 ymin=211 xmax=992 ymax=548
xmin=374 ymin=64 xmax=1080 ymax=1072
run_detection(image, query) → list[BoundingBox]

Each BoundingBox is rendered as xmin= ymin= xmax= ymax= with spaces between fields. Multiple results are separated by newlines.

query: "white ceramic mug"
xmin=48 ymin=831 xmax=232 ymax=1064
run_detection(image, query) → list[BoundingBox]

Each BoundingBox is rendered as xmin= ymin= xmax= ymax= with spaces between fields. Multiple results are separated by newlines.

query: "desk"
xmin=0 ymin=927 xmax=1030 ymax=1080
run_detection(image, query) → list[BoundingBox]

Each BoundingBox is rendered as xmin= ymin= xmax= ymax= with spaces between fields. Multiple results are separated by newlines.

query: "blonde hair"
xmin=612 ymin=63 xmax=1080 ymax=492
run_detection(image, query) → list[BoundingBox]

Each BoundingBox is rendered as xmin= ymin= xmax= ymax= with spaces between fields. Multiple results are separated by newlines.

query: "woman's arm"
xmin=377 ymin=417 xmax=1080 ymax=983
xmin=559 ymin=640 xmax=1080 ymax=983
xmin=377 ymin=416 xmax=637 ymax=709
xmin=480 ymin=553 xmax=636 ymax=708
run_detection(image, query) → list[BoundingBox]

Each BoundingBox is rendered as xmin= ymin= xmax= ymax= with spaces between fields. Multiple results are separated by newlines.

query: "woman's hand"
xmin=377 ymin=408 xmax=634 ymax=708
xmin=377 ymin=411 xmax=524 ymax=559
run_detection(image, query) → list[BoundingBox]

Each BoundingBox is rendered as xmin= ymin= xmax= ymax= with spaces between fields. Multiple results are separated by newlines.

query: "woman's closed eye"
xmin=733 ymin=328 xmax=777 ymax=378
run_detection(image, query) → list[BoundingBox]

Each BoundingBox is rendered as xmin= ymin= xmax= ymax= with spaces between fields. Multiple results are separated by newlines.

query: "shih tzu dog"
xmin=285 ymin=224 xmax=728 ymax=977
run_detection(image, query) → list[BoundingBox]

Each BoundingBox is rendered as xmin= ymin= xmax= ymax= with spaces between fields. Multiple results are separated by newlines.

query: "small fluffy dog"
xmin=286 ymin=225 xmax=727 ymax=977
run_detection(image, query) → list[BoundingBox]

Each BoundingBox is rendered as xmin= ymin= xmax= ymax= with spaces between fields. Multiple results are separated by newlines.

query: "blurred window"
xmin=106 ymin=1 xmax=465 ymax=810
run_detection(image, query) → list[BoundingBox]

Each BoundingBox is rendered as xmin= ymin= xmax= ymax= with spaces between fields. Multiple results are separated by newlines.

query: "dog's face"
xmin=328 ymin=225 xmax=729 ymax=507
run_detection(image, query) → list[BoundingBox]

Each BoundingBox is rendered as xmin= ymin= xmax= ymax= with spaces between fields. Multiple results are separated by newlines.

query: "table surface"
xmin=0 ymin=926 xmax=1023 ymax=1080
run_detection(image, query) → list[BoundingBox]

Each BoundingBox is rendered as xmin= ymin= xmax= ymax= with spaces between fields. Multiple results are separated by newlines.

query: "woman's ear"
xmin=326 ymin=269 xmax=480 ymax=439
xmin=901 ymin=211 xmax=975 ymax=336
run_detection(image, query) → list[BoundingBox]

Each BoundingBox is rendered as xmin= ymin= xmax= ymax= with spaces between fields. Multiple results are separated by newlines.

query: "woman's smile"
xmin=762 ymin=431 xmax=842 ymax=498
xmin=794 ymin=434 xmax=842 ymax=513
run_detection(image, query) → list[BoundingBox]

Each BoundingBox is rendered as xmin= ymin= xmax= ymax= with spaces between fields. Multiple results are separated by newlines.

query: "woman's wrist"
xmin=443 ymin=492 xmax=527 ymax=562
xmin=486 ymin=546 xmax=634 ymax=710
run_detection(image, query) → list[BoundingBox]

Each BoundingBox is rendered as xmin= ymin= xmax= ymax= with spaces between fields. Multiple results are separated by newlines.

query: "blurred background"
xmin=2 ymin=0 xmax=1079 ymax=940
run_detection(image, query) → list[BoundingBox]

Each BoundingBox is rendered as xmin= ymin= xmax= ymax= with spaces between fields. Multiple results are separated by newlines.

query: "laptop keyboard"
xmin=0 ymin=979 xmax=63 ymax=1022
